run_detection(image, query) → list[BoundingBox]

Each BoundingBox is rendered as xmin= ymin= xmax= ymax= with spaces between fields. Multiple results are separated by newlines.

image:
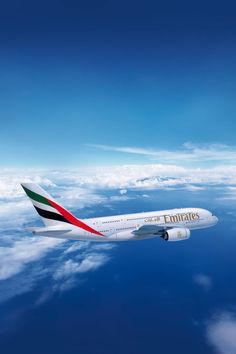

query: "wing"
xmin=132 ymin=224 xmax=170 ymax=237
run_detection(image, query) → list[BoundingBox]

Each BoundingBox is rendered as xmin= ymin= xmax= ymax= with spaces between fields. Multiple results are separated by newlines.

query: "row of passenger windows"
xmin=116 ymin=226 xmax=134 ymax=231
xmin=102 ymin=216 xmax=148 ymax=224
xmin=127 ymin=217 xmax=146 ymax=221
xmin=100 ymin=225 xmax=134 ymax=232
xmin=101 ymin=216 xmax=160 ymax=226
xmin=102 ymin=220 xmax=121 ymax=224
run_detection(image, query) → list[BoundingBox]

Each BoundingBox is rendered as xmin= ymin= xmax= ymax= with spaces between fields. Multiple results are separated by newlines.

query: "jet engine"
xmin=162 ymin=228 xmax=190 ymax=241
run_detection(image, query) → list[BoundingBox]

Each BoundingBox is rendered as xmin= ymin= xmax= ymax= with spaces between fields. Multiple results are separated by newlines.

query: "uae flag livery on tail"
xmin=21 ymin=183 xmax=104 ymax=236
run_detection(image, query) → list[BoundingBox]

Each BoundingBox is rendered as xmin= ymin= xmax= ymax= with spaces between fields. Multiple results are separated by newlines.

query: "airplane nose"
xmin=213 ymin=215 xmax=218 ymax=224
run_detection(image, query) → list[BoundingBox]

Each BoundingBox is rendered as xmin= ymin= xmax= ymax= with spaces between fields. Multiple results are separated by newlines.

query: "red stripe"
xmin=47 ymin=198 xmax=104 ymax=237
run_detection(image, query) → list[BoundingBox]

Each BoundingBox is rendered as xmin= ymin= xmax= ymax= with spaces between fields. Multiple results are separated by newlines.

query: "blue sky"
xmin=0 ymin=0 xmax=236 ymax=166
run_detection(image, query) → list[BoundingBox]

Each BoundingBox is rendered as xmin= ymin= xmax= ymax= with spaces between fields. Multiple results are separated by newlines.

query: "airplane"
xmin=21 ymin=183 xmax=218 ymax=242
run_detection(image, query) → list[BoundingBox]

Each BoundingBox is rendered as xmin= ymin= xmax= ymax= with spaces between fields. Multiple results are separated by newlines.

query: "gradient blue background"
xmin=0 ymin=1 xmax=236 ymax=353
xmin=0 ymin=0 xmax=236 ymax=166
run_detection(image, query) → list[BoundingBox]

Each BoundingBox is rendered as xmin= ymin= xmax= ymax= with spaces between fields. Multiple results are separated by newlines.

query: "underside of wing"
xmin=132 ymin=224 xmax=169 ymax=237
xmin=132 ymin=224 xmax=191 ymax=242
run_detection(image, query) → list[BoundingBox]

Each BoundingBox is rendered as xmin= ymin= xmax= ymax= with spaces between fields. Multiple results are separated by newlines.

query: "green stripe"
xmin=22 ymin=185 xmax=53 ymax=207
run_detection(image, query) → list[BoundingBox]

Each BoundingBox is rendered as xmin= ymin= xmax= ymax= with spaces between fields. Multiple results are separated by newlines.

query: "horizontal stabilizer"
xmin=27 ymin=227 xmax=72 ymax=237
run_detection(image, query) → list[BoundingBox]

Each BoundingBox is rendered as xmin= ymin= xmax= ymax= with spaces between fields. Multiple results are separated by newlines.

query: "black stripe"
xmin=34 ymin=206 xmax=71 ymax=224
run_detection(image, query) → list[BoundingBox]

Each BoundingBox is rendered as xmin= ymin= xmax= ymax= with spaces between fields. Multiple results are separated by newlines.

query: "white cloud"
xmin=206 ymin=312 xmax=236 ymax=354
xmin=64 ymin=241 xmax=90 ymax=254
xmin=44 ymin=166 xmax=235 ymax=195
xmin=92 ymin=243 xmax=116 ymax=251
xmin=1 ymin=164 xmax=236 ymax=203
xmin=56 ymin=186 xmax=106 ymax=209
xmin=0 ymin=237 xmax=114 ymax=303
xmin=110 ymin=195 xmax=130 ymax=202
xmin=53 ymin=253 xmax=109 ymax=280
xmin=87 ymin=143 xmax=160 ymax=157
xmin=58 ymin=164 xmax=236 ymax=190
xmin=74 ymin=253 xmax=110 ymax=273
xmin=0 ymin=237 xmax=64 ymax=280
xmin=193 ymin=274 xmax=212 ymax=291
xmin=216 ymin=186 xmax=236 ymax=202
xmin=119 ymin=189 xmax=127 ymax=195
xmin=0 ymin=171 xmax=55 ymax=199
xmin=0 ymin=266 xmax=42 ymax=304
xmin=87 ymin=142 xmax=236 ymax=164
xmin=185 ymin=185 xmax=206 ymax=192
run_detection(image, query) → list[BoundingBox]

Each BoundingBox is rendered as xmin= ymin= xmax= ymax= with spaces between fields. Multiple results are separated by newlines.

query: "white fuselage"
xmin=57 ymin=207 xmax=218 ymax=242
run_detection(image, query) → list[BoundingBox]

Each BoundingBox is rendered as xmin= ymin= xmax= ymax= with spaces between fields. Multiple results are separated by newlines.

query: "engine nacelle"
xmin=163 ymin=228 xmax=190 ymax=242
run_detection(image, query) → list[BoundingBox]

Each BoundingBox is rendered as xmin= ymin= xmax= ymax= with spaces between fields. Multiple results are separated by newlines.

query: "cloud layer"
xmin=207 ymin=312 xmax=236 ymax=354
xmin=0 ymin=169 xmax=120 ymax=306
xmin=0 ymin=237 xmax=64 ymax=281
xmin=1 ymin=163 xmax=236 ymax=202
xmin=0 ymin=162 xmax=235 ymax=308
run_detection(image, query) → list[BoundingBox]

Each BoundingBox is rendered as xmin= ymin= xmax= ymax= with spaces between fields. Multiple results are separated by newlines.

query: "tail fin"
xmin=21 ymin=183 xmax=69 ymax=227
xmin=21 ymin=183 xmax=104 ymax=236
